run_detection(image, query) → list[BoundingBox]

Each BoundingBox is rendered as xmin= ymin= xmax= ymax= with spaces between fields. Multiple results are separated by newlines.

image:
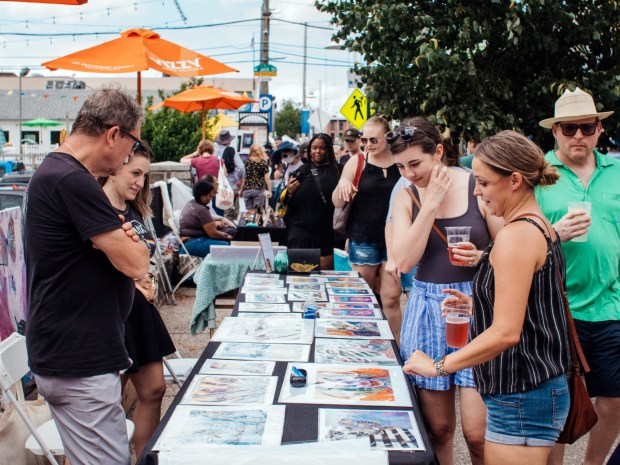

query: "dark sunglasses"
xmin=120 ymin=129 xmax=144 ymax=153
xmin=556 ymin=122 xmax=598 ymax=137
xmin=385 ymin=125 xmax=436 ymax=145
xmin=360 ymin=137 xmax=380 ymax=145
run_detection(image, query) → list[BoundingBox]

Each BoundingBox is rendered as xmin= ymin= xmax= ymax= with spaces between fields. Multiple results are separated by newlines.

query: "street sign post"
xmin=340 ymin=88 xmax=369 ymax=130
xmin=254 ymin=63 xmax=278 ymax=77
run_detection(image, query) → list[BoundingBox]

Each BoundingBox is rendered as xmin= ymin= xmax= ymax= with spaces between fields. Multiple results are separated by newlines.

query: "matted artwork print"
xmin=315 ymin=319 xmax=393 ymax=339
xmin=237 ymin=302 xmax=291 ymax=313
xmin=287 ymin=290 xmax=328 ymax=302
xmin=244 ymin=292 xmax=287 ymax=304
xmin=199 ymin=359 xmax=276 ymax=376
xmin=314 ymin=338 xmax=398 ymax=365
xmin=237 ymin=312 xmax=301 ymax=319
xmin=153 ymin=405 xmax=285 ymax=450
xmin=319 ymin=307 xmax=383 ymax=319
xmin=181 ymin=375 xmax=278 ymax=405
xmin=330 ymin=295 xmax=378 ymax=304
xmin=291 ymin=302 xmax=330 ymax=313
xmin=242 ymin=286 xmax=287 ymax=295
xmin=318 ymin=409 xmax=424 ymax=451
xmin=317 ymin=271 xmax=359 ymax=276
xmin=0 ymin=208 xmax=27 ymax=340
xmin=279 ymin=363 xmax=412 ymax=407
xmin=325 ymin=282 xmax=370 ymax=290
xmin=286 ymin=276 xmax=324 ymax=284
xmin=213 ymin=343 xmax=311 ymax=362
xmin=211 ymin=317 xmax=314 ymax=344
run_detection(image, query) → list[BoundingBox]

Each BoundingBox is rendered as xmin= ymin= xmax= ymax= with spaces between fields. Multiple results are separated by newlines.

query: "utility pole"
xmin=260 ymin=0 xmax=271 ymax=95
xmin=302 ymin=22 xmax=307 ymax=108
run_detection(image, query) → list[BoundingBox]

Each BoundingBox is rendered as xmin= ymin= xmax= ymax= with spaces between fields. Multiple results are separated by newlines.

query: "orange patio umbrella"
xmin=150 ymin=86 xmax=257 ymax=139
xmin=42 ymin=28 xmax=238 ymax=104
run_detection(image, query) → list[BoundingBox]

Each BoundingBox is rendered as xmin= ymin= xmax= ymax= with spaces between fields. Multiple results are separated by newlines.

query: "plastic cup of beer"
xmin=446 ymin=226 xmax=472 ymax=266
xmin=445 ymin=303 xmax=471 ymax=348
xmin=567 ymin=201 xmax=592 ymax=242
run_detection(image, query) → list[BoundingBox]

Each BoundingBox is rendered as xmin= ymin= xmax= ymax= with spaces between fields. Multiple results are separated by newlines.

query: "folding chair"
xmin=0 ymin=333 xmax=134 ymax=465
xmin=153 ymin=180 xmax=202 ymax=296
xmin=162 ymin=352 xmax=198 ymax=388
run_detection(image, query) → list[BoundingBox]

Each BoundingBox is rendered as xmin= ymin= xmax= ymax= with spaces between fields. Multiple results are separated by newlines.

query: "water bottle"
xmin=303 ymin=295 xmax=317 ymax=319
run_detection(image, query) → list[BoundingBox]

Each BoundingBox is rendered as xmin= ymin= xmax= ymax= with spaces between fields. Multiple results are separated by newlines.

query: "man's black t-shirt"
xmin=25 ymin=152 xmax=134 ymax=377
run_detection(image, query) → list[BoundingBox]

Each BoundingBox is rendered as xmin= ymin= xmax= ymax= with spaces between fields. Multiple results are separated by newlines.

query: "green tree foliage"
xmin=275 ymin=99 xmax=302 ymax=138
xmin=141 ymin=77 xmax=218 ymax=162
xmin=316 ymin=1 xmax=620 ymax=150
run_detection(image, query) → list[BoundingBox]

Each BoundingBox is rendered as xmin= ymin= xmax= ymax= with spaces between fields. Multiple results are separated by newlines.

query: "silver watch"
xmin=433 ymin=355 xmax=449 ymax=377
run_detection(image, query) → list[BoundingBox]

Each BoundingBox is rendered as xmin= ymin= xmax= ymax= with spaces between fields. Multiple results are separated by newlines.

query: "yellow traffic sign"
xmin=340 ymin=88 xmax=368 ymax=130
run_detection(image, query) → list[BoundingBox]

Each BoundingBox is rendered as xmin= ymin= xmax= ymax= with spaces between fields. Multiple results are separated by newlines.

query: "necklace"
xmin=63 ymin=141 xmax=80 ymax=159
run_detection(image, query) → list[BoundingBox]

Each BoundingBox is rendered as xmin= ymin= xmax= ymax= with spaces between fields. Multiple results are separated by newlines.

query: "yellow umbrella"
xmin=150 ymin=86 xmax=256 ymax=139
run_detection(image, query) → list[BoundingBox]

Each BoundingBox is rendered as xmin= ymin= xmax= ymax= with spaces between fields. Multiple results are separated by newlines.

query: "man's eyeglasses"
xmin=120 ymin=129 xmax=144 ymax=153
xmin=385 ymin=126 xmax=435 ymax=146
xmin=556 ymin=122 xmax=598 ymax=137
xmin=360 ymin=137 xmax=380 ymax=145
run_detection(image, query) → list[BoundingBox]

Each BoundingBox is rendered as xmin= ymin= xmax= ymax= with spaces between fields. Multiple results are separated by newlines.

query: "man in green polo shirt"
xmin=536 ymin=87 xmax=619 ymax=465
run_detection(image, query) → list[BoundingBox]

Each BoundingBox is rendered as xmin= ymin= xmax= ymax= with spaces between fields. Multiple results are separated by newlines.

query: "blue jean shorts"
xmin=348 ymin=241 xmax=387 ymax=265
xmin=482 ymin=374 xmax=570 ymax=447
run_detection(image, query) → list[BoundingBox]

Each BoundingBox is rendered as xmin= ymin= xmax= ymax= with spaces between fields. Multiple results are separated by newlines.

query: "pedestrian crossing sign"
xmin=340 ymin=88 xmax=369 ymax=130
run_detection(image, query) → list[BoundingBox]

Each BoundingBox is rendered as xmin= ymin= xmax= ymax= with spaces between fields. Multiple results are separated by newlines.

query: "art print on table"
xmin=279 ymin=363 xmax=412 ymax=407
xmin=245 ymin=273 xmax=281 ymax=281
xmin=237 ymin=302 xmax=291 ymax=313
xmin=153 ymin=405 xmax=285 ymax=450
xmin=211 ymin=317 xmax=314 ymax=344
xmin=314 ymin=338 xmax=398 ymax=365
xmin=286 ymin=276 xmax=323 ymax=284
xmin=318 ymin=307 xmax=383 ymax=319
xmin=328 ymin=288 xmax=373 ymax=296
xmin=315 ymin=319 xmax=393 ymax=340
xmin=288 ymin=283 xmax=323 ymax=292
xmin=213 ymin=343 xmax=311 ymax=362
xmin=287 ymin=290 xmax=328 ymax=302
xmin=244 ymin=292 xmax=287 ymax=304
xmin=291 ymin=302 xmax=330 ymax=313
xmin=324 ymin=276 xmax=366 ymax=283
xmin=330 ymin=295 xmax=378 ymax=304
xmin=182 ymin=375 xmax=278 ymax=405
xmin=199 ymin=359 xmax=276 ymax=376
xmin=237 ymin=312 xmax=301 ymax=319
xmin=317 ymin=271 xmax=359 ymax=276
xmin=325 ymin=282 xmax=370 ymax=290
xmin=318 ymin=409 xmax=424 ymax=451
xmin=242 ymin=286 xmax=287 ymax=295
xmin=243 ymin=278 xmax=285 ymax=287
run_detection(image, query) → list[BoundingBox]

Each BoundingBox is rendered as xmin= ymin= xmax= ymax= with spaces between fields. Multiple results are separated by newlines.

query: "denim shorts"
xmin=400 ymin=267 xmax=416 ymax=292
xmin=348 ymin=241 xmax=387 ymax=265
xmin=482 ymin=374 xmax=570 ymax=447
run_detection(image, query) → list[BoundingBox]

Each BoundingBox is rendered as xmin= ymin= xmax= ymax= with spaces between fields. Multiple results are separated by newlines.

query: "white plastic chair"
xmin=0 ymin=333 xmax=134 ymax=465
xmin=153 ymin=180 xmax=202 ymax=295
xmin=162 ymin=352 xmax=198 ymax=388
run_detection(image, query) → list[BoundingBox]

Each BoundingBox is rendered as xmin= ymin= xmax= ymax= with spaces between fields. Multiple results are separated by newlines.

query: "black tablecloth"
xmin=138 ymin=272 xmax=438 ymax=465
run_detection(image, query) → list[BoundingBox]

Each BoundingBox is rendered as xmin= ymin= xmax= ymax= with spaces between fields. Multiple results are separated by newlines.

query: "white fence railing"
xmin=0 ymin=144 xmax=59 ymax=169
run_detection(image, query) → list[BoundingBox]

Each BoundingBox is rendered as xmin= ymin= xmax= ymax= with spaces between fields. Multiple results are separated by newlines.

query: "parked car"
xmin=0 ymin=185 xmax=27 ymax=210
xmin=0 ymin=170 xmax=34 ymax=185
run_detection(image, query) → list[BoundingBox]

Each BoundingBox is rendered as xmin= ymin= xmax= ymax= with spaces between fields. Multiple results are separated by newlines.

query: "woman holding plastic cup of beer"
xmin=391 ymin=117 xmax=503 ymax=465
xmin=403 ymin=131 xmax=573 ymax=465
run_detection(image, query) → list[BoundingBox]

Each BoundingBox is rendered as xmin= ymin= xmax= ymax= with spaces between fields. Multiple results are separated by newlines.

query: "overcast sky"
xmin=0 ymin=0 xmax=353 ymax=115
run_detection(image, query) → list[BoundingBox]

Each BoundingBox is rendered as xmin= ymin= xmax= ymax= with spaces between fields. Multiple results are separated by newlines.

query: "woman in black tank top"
xmin=403 ymin=131 xmax=572 ymax=464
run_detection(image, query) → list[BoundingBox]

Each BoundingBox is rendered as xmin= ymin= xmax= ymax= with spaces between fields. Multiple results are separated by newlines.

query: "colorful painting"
xmin=199 ymin=359 xmax=275 ymax=376
xmin=153 ymin=405 xmax=285 ymax=450
xmin=0 ymin=208 xmax=27 ymax=340
xmin=328 ymin=288 xmax=373 ymax=296
xmin=244 ymin=293 xmax=287 ymax=304
xmin=318 ymin=409 xmax=424 ymax=451
xmin=315 ymin=319 xmax=393 ymax=339
xmin=279 ymin=363 xmax=412 ymax=407
xmin=314 ymin=338 xmax=398 ymax=365
xmin=287 ymin=290 xmax=328 ymax=302
xmin=330 ymin=295 xmax=378 ymax=304
xmin=319 ymin=307 xmax=383 ymax=319
xmin=181 ymin=375 xmax=278 ymax=405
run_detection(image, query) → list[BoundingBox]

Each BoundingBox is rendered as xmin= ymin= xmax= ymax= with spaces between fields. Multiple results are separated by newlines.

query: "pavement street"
xmin=155 ymin=286 xmax=616 ymax=465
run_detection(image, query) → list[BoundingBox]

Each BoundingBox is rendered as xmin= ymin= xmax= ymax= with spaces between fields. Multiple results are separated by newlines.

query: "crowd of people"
xmin=21 ymin=84 xmax=619 ymax=465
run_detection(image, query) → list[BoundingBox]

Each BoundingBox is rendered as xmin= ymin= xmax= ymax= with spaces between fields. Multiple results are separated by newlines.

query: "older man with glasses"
xmin=25 ymin=85 xmax=150 ymax=465
xmin=536 ymin=87 xmax=620 ymax=465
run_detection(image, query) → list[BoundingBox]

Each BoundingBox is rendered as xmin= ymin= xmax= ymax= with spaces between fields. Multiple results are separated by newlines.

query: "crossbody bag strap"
xmin=404 ymin=186 xmax=448 ymax=244
xmin=310 ymin=167 xmax=327 ymax=205
xmin=352 ymin=153 xmax=365 ymax=188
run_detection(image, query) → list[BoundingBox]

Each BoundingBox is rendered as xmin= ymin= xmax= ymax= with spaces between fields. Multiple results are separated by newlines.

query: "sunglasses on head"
xmin=360 ymin=137 xmax=380 ymax=145
xmin=385 ymin=125 xmax=436 ymax=146
xmin=120 ymin=129 xmax=144 ymax=153
xmin=556 ymin=122 xmax=598 ymax=137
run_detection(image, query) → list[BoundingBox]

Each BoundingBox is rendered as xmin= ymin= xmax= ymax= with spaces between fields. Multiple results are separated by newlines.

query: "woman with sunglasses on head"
xmin=390 ymin=117 xmax=503 ymax=465
xmin=99 ymin=142 xmax=176 ymax=459
xmin=403 ymin=130 xmax=572 ymax=465
xmin=284 ymin=133 xmax=341 ymax=270
xmin=332 ymin=115 xmax=403 ymax=342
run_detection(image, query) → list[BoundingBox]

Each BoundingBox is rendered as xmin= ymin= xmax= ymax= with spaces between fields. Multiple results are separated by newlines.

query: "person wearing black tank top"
xmin=403 ymin=131 xmax=572 ymax=465
xmin=391 ymin=117 xmax=503 ymax=465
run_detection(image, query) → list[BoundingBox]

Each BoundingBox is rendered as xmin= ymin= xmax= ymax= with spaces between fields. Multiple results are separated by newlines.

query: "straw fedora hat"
xmin=539 ymin=87 xmax=614 ymax=128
